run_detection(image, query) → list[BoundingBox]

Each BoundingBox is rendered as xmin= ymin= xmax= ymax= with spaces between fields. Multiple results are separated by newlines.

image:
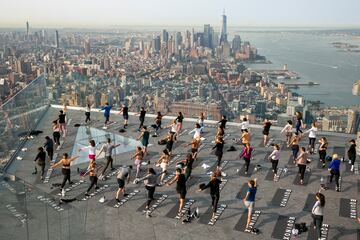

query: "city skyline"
xmin=1 ymin=0 xmax=360 ymax=28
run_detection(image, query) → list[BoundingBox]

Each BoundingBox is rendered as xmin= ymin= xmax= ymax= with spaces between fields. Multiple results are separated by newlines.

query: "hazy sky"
xmin=0 ymin=0 xmax=359 ymax=28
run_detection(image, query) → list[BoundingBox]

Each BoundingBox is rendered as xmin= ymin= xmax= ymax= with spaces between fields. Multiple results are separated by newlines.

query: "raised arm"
xmin=69 ymin=156 xmax=79 ymax=162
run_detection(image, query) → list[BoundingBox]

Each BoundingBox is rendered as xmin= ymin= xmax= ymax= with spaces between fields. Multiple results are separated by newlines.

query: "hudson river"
xmin=240 ymin=29 xmax=360 ymax=107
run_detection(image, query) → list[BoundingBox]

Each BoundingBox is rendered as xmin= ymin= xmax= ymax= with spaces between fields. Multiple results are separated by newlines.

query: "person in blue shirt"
xmin=328 ymin=154 xmax=341 ymax=192
xmin=243 ymin=178 xmax=257 ymax=230
xmin=100 ymin=102 xmax=112 ymax=128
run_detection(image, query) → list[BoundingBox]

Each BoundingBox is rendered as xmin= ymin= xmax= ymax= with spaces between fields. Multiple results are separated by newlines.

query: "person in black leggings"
xmin=137 ymin=107 xmax=146 ymax=131
xmin=52 ymin=120 xmax=61 ymax=146
xmin=212 ymin=136 xmax=224 ymax=167
xmin=44 ymin=136 xmax=54 ymax=161
xmin=85 ymin=161 xmax=99 ymax=196
xmin=239 ymin=143 xmax=253 ymax=175
xmin=167 ymin=168 xmax=187 ymax=214
xmin=295 ymin=111 xmax=304 ymax=137
xmin=135 ymin=168 xmax=161 ymax=216
xmin=33 ymin=147 xmax=46 ymax=179
xmin=318 ymin=137 xmax=328 ymax=168
xmin=295 ymin=147 xmax=308 ymax=185
xmin=268 ymin=144 xmax=280 ymax=177
xmin=52 ymin=153 xmax=78 ymax=197
xmin=198 ymin=171 xmax=222 ymax=220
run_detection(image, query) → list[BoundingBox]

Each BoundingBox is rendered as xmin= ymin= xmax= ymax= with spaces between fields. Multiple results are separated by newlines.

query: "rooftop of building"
xmin=0 ymin=105 xmax=359 ymax=240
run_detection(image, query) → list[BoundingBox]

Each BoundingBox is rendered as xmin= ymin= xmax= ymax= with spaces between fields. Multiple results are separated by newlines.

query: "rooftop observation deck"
xmin=0 ymin=105 xmax=359 ymax=240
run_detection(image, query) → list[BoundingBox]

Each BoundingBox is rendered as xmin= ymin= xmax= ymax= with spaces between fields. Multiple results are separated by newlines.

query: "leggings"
xmin=184 ymin=169 xmax=192 ymax=181
xmin=298 ymin=164 xmax=306 ymax=181
xmin=312 ymin=214 xmax=323 ymax=239
xmin=101 ymin=157 xmax=113 ymax=175
xmin=211 ymin=193 xmax=220 ymax=214
xmin=271 ymin=160 xmax=279 ymax=174
xmin=156 ymin=122 xmax=162 ymax=131
xmin=292 ymin=146 xmax=299 ymax=160
xmin=85 ymin=112 xmax=91 ymax=122
xmin=86 ymin=176 xmax=98 ymax=192
xmin=350 ymin=157 xmax=356 ymax=165
xmin=135 ymin=162 xmax=141 ymax=178
xmin=319 ymin=150 xmax=326 ymax=162
xmin=61 ymin=168 xmax=71 ymax=189
xmin=139 ymin=117 xmax=145 ymax=130
xmin=146 ymin=185 xmax=156 ymax=207
xmin=244 ymin=157 xmax=250 ymax=172
xmin=36 ymin=164 xmax=46 ymax=177
xmin=46 ymin=148 xmax=54 ymax=161
xmin=216 ymin=152 xmax=223 ymax=167
xmin=53 ymin=132 xmax=61 ymax=145
xmin=329 ymin=169 xmax=340 ymax=188
xmin=309 ymin=138 xmax=316 ymax=150
xmin=295 ymin=121 xmax=302 ymax=135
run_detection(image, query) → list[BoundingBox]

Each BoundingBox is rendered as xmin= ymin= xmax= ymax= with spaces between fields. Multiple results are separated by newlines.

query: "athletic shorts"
xmin=262 ymin=130 xmax=269 ymax=136
xmin=117 ymin=179 xmax=125 ymax=188
xmin=244 ymin=201 xmax=255 ymax=212
xmin=88 ymin=154 xmax=96 ymax=160
xmin=123 ymin=114 xmax=129 ymax=120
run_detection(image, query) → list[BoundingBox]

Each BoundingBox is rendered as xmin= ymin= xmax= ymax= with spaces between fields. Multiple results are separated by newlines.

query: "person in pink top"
xmin=239 ymin=143 xmax=254 ymax=175
xmin=79 ymin=140 xmax=97 ymax=163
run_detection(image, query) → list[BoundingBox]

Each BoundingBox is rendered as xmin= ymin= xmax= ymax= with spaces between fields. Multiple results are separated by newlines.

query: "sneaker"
xmin=116 ymin=198 xmax=120 ymax=203
xmin=85 ymin=192 xmax=90 ymax=196
xmin=95 ymin=186 xmax=99 ymax=190
xmin=61 ymin=189 xmax=65 ymax=197
xmin=351 ymin=166 xmax=354 ymax=172
xmin=69 ymin=181 xmax=74 ymax=185
xmin=123 ymin=193 xmax=129 ymax=197
xmin=146 ymin=211 xmax=152 ymax=218
xmin=111 ymin=168 xmax=116 ymax=171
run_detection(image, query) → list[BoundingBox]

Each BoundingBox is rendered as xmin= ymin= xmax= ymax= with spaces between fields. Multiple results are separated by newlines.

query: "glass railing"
xmin=0 ymin=75 xmax=49 ymax=170
xmin=0 ymin=173 xmax=85 ymax=240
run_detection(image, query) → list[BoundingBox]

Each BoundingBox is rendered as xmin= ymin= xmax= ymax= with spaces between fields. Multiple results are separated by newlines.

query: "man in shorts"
xmin=243 ymin=178 xmax=257 ymax=230
xmin=116 ymin=165 xmax=132 ymax=202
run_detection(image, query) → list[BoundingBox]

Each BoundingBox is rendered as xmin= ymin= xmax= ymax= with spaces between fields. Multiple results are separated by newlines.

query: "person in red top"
xmin=239 ymin=143 xmax=254 ymax=175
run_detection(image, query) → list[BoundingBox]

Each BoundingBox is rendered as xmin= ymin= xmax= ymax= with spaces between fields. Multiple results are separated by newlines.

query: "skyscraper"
xmin=203 ymin=24 xmax=214 ymax=49
xmin=162 ymin=30 xmax=169 ymax=44
xmin=26 ymin=21 xmax=29 ymax=37
xmin=152 ymin=36 xmax=161 ymax=53
xmin=84 ymin=40 xmax=91 ymax=55
xmin=220 ymin=11 xmax=228 ymax=45
xmin=232 ymin=35 xmax=241 ymax=53
xmin=55 ymin=30 xmax=59 ymax=48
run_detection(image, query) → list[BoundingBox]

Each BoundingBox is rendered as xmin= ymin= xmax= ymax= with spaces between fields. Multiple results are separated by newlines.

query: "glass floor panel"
xmin=70 ymin=126 xmax=140 ymax=165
